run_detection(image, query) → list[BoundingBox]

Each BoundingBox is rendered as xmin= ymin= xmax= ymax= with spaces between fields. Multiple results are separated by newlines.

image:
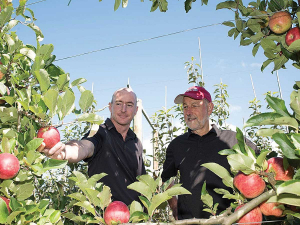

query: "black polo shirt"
xmin=161 ymin=124 xmax=258 ymax=219
xmin=83 ymin=118 xmax=146 ymax=206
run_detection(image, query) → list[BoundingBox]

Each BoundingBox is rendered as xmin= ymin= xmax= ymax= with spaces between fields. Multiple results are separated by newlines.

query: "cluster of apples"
xmin=0 ymin=126 xmax=60 ymax=215
xmin=233 ymin=157 xmax=294 ymax=224
xmin=267 ymin=11 xmax=300 ymax=47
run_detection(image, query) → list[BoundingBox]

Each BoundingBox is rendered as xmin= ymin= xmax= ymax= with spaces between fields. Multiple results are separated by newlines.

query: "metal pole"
xmin=133 ymin=98 xmax=143 ymax=141
xmin=249 ymin=74 xmax=257 ymax=100
xmin=198 ymin=37 xmax=204 ymax=84
xmin=276 ymin=71 xmax=283 ymax=99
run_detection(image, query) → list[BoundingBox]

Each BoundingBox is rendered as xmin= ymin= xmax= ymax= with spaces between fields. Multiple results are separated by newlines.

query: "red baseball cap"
xmin=174 ymin=86 xmax=212 ymax=104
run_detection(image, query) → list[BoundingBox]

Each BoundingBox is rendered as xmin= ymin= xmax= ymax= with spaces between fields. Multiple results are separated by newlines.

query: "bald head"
xmin=111 ymin=87 xmax=137 ymax=106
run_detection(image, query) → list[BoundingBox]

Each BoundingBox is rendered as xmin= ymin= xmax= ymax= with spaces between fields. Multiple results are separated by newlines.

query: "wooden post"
xmin=133 ymin=98 xmax=143 ymax=142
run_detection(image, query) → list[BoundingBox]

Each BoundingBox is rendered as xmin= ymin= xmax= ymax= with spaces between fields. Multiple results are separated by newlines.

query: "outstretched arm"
xmin=38 ymin=139 xmax=94 ymax=163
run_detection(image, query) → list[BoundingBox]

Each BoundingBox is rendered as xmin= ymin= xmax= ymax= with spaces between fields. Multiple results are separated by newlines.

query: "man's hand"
xmin=37 ymin=141 xmax=66 ymax=160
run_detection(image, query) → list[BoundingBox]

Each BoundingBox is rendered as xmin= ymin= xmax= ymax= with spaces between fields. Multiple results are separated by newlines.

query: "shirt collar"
xmin=105 ymin=118 xmax=136 ymax=140
xmin=186 ymin=124 xmax=220 ymax=139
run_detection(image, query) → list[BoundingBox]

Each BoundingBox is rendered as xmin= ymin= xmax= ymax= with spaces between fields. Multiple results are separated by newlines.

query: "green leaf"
xmin=33 ymin=69 xmax=50 ymax=92
xmin=86 ymin=189 xmax=101 ymax=207
xmin=74 ymin=201 xmax=96 ymax=216
xmin=250 ymin=32 xmax=264 ymax=44
xmin=98 ymin=185 xmax=111 ymax=209
xmin=42 ymin=159 xmax=68 ymax=173
xmin=137 ymin=174 xmax=157 ymax=193
xmin=273 ymin=133 xmax=299 ymax=160
xmin=201 ymin=163 xmax=233 ymax=188
xmin=256 ymin=150 xmax=271 ymax=169
xmin=68 ymin=192 xmax=86 ymax=202
xmin=257 ymin=128 xmax=284 ymax=137
xmin=148 ymin=192 xmax=172 ymax=216
xmin=16 ymin=183 xmax=34 ymax=201
xmin=0 ymin=6 xmax=13 ymax=28
xmin=273 ymin=54 xmax=288 ymax=71
xmin=261 ymin=59 xmax=272 ymax=72
xmin=260 ymin=38 xmax=276 ymax=51
xmin=287 ymin=39 xmax=300 ymax=52
xmin=70 ymin=78 xmax=87 ymax=88
xmin=0 ymin=198 xmax=9 ymax=224
xmin=127 ymin=182 xmax=152 ymax=201
xmin=290 ymin=90 xmax=300 ymax=121
xmin=24 ymin=138 xmax=43 ymax=153
xmin=158 ymin=0 xmax=168 ymax=12
xmin=252 ymin=43 xmax=260 ymax=56
xmin=227 ymin=154 xmax=255 ymax=174
xmin=114 ymin=0 xmax=121 ymax=11
xmin=88 ymin=173 xmax=107 ymax=186
xmin=268 ymin=193 xmax=300 ymax=207
xmin=165 ymin=186 xmax=191 ymax=196
xmin=129 ymin=211 xmax=149 ymax=223
xmin=20 ymin=47 xmax=36 ymax=61
xmin=277 ymin=180 xmax=300 ymax=196
xmin=266 ymin=95 xmax=290 ymax=117
xmin=43 ymin=89 xmax=59 ymax=116
xmin=222 ymin=21 xmax=235 ymax=27
xmin=77 ymin=113 xmax=103 ymax=125
xmin=50 ymin=210 xmax=61 ymax=223
xmin=79 ymin=90 xmax=94 ymax=112
xmin=216 ymin=1 xmax=236 ymax=10
xmin=244 ymin=113 xmax=298 ymax=131
xmin=59 ymin=89 xmax=75 ymax=120
xmin=150 ymin=0 xmax=159 ymax=12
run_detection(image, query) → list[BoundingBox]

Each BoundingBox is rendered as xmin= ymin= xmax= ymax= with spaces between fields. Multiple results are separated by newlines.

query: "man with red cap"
xmin=161 ymin=86 xmax=258 ymax=220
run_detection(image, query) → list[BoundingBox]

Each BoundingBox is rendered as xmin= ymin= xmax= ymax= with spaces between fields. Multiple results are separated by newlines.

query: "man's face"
xmin=109 ymin=90 xmax=138 ymax=127
xmin=182 ymin=97 xmax=214 ymax=134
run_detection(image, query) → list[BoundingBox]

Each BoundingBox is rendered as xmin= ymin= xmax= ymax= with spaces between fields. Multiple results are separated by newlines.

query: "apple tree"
xmin=0 ymin=1 xmax=105 ymax=224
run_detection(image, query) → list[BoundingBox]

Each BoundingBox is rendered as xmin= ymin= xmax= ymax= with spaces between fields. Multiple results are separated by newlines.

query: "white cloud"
xmin=229 ymin=104 xmax=242 ymax=113
xmin=241 ymin=61 xmax=246 ymax=67
xmin=250 ymin=63 xmax=261 ymax=68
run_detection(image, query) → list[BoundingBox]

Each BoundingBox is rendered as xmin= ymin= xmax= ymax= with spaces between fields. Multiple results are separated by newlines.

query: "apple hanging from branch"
xmin=37 ymin=126 xmax=61 ymax=149
xmin=0 ymin=153 xmax=20 ymax=179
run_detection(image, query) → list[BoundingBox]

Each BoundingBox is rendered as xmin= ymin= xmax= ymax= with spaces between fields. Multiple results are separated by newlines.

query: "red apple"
xmin=285 ymin=27 xmax=300 ymax=46
xmin=266 ymin=157 xmax=294 ymax=181
xmin=269 ymin=11 xmax=292 ymax=34
xmin=233 ymin=171 xmax=266 ymax=198
xmin=235 ymin=204 xmax=263 ymax=224
xmin=104 ymin=201 xmax=130 ymax=225
xmin=37 ymin=126 xmax=60 ymax=149
xmin=0 ymin=153 xmax=20 ymax=179
xmin=259 ymin=201 xmax=284 ymax=217
xmin=0 ymin=196 xmax=11 ymax=213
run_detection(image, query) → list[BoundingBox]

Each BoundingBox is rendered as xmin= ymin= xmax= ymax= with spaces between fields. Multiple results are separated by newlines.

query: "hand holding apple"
xmin=104 ymin=201 xmax=130 ymax=225
xmin=37 ymin=126 xmax=61 ymax=149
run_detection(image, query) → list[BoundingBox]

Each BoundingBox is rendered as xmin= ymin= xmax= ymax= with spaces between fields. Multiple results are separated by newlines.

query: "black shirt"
xmin=161 ymin=124 xmax=258 ymax=219
xmin=83 ymin=118 xmax=146 ymax=205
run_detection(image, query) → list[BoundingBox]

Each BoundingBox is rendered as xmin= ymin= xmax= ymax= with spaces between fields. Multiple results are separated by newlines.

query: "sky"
xmin=14 ymin=0 xmax=299 ymax=168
